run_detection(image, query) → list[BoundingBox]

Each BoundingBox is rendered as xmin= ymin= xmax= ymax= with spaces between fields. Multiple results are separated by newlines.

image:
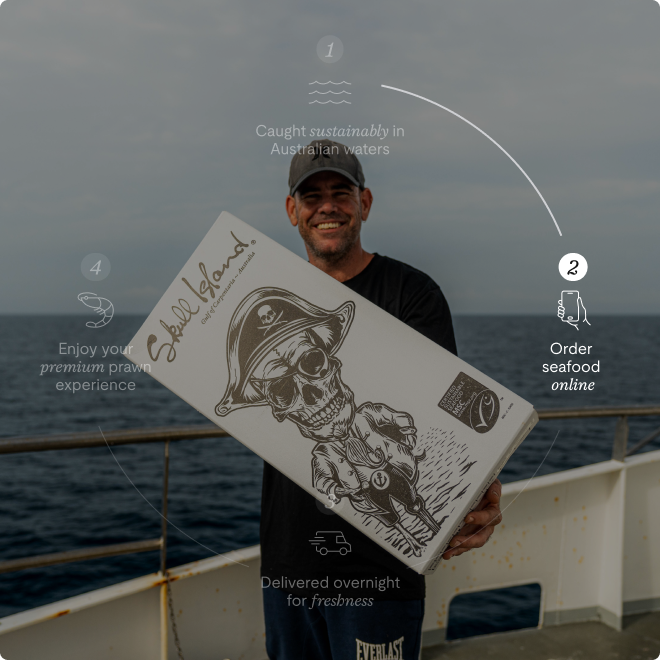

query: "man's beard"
xmin=298 ymin=210 xmax=362 ymax=264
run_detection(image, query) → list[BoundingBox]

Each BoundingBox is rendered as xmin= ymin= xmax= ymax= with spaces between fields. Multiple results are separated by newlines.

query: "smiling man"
xmin=285 ymin=141 xmax=373 ymax=282
xmin=260 ymin=139 xmax=503 ymax=660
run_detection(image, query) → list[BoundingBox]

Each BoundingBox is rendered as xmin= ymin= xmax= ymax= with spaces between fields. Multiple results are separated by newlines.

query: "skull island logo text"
xmin=215 ymin=287 xmax=445 ymax=558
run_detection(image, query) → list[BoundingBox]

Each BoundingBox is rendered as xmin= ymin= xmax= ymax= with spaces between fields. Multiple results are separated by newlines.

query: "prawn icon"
xmin=78 ymin=292 xmax=114 ymax=328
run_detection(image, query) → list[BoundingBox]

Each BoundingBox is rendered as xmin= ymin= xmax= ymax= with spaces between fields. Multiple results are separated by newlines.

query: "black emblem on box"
xmin=438 ymin=372 xmax=500 ymax=433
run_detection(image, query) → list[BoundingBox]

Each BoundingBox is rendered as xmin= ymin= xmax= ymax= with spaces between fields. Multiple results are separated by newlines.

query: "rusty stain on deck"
xmin=49 ymin=609 xmax=70 ymax=619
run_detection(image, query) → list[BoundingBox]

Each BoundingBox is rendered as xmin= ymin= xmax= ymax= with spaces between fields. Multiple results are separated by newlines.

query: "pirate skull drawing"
xmin=258 ymin=304 xmax=275 ymax=325
xmin=216 ymin=288 xmax=356 ymax=442
xmin=216 ymin=288 xmax=441 ymax=557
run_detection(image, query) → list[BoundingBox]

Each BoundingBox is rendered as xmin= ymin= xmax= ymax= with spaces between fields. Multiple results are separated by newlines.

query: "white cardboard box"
xmin=126 ymin=212 xmax=538 ymax=575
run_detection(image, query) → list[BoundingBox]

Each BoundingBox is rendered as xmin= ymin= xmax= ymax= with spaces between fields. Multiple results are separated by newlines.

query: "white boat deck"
xmin=423 ymin=611 xmax=660 ymax=660
xmin=0 ymin=448 xmax=658 ymax=660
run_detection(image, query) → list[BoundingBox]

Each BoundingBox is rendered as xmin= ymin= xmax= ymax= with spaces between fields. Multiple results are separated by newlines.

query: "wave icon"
xmin=309 ymin=80 xmax=352 ymax=104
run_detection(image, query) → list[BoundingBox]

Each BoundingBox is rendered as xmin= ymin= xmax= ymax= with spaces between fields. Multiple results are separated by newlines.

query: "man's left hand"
xmin=442 ymin=479 xmax=503 ymax=560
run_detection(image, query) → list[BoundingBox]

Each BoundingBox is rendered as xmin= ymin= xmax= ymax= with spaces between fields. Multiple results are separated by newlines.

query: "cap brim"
xmin=290 ymin=167 xmax=361 ymax=195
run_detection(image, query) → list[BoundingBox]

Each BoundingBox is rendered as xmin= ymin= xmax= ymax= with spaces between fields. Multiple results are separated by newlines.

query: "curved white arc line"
xmin=381 ymin=84 xmax=562 ymax=237
xmin=99 ymin=426 xmax=248 ymax=569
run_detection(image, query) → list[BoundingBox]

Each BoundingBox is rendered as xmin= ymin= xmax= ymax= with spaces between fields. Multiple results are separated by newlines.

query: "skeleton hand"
xmin=354 ymin=403 xmax=417 ymax=449
xmin=442 ymin=479 xmax=503 ymax=560
xmin=334 ymin=485 xmax=363 ymax=499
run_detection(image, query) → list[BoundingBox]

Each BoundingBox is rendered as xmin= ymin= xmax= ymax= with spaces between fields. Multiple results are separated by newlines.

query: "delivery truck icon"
xmin=309 ymin=531 xmax=352 ymax=555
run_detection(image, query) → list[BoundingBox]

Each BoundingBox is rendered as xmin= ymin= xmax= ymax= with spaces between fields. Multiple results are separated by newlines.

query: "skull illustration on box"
xmin=216 ymin=288 xmax=441 ymax=556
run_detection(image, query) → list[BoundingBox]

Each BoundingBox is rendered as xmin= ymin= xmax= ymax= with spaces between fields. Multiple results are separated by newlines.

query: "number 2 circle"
xmin=558 ymin=253 xmax=587 ymax=282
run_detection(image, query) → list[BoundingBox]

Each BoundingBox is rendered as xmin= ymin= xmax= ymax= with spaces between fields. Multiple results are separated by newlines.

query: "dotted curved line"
xmin=408 ymin=430 xmax=561 ymax=571
xmin=99 ymin=426 xmax=248 ymax=569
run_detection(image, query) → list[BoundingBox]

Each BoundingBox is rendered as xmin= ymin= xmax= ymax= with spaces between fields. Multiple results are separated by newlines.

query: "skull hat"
xmin=215 ymin=288 xmax=354 ymax=417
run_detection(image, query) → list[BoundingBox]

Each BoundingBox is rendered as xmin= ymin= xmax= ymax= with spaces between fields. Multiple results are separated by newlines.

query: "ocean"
xmin=1 ymin=314 xmax=658 ymax=636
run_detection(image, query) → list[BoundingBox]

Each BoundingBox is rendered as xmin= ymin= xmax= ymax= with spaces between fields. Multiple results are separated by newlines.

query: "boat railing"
xmin=1 ymin=405 xmax=659 ymax=577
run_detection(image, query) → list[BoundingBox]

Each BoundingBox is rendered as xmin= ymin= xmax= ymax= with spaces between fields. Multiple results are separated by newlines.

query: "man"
xmin=260 ymin=139 xmax=503 ymax=660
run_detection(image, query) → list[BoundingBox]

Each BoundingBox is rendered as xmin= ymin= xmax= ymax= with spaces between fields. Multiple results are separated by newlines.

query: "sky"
xmin=0 ymin=0 xmax=659 ymax=314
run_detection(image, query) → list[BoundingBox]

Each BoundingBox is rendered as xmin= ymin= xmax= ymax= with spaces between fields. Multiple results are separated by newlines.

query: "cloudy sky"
xmin=0 ymin=0 xmax=658 ymax=314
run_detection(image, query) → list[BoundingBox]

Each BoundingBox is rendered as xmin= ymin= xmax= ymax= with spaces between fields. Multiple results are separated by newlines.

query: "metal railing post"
xmin=161 ymin=440 xmax=169 ymax=575
xmin=612 ymin=416 xmax=629 ymax=461
xmin=160 ymin=440 xmax=170 ymax=660
xmin=626 ymin=424 xmax=660 ymax=457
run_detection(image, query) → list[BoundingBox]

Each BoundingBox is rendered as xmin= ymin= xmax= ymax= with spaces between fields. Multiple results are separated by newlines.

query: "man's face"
xmin=286 ymin=171 xmax=372 ymax=263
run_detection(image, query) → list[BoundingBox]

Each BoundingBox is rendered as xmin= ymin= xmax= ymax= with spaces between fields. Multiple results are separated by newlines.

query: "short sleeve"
xmin=400 ymin=280 xmax=458 ymax=356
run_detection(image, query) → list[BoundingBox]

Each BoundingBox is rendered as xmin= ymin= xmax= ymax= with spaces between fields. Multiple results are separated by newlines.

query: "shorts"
xmin=262 ymin=585 xmax=424 ymax=660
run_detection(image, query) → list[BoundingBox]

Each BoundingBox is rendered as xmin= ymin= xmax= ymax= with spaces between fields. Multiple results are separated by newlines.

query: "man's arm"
xmin=401 ymin=277 xmax=503 ymax=559
xmin=400 ymin=280 xmax=457 ymax=355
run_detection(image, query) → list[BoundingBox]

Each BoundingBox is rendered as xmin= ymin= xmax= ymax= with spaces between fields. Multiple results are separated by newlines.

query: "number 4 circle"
xmin=81 ymin=253 xmax=111 ymax=281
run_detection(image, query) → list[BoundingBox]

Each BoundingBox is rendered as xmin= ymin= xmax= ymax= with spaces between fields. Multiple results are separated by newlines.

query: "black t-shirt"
xmin=260 ymin=253 xmax=457 ymax=601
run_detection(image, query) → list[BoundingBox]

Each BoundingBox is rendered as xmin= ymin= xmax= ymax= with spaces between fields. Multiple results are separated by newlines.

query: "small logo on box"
xmin=438 ymin=372 xmax=500 ymax=433
xmin=370 ymin=470 xmax=390 ymax=490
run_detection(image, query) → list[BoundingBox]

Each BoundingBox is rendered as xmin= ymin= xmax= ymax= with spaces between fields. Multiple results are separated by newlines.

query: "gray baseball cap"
xmin=288 ymin=139 xmax=365 ymax=195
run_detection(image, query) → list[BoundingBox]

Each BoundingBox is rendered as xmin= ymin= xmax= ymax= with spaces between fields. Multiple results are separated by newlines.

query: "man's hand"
xmin=442 ymin=479 xmax=503 ymax=560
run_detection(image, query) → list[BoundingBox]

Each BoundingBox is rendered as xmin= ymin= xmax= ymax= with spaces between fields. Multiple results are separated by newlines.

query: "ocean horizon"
xmin=1 ymin=314 xmax=658 ymax=628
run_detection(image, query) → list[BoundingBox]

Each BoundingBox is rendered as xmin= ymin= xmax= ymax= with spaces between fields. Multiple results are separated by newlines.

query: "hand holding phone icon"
xmin=557 ymin=291 xmax=590 ymax=330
